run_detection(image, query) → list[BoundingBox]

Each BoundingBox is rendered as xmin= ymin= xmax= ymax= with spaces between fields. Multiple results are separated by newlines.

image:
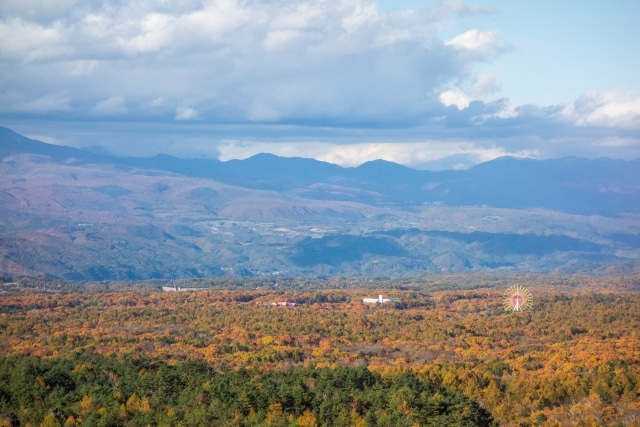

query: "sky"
xmin=1 ymin=0 xmax=639 ymax=170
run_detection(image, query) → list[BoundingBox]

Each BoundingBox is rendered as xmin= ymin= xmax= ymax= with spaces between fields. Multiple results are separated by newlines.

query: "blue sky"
xmin=1 ymin=0 xmax=639 ymax=169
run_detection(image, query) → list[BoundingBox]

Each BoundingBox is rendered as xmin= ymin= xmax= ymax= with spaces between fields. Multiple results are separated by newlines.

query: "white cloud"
xmin=175 ymin=107 xmax=198 ymax=120
xmin=215 ymin=139 xmax=536 ymax=169
xmin=1 ymin=0 xmax=639 ymax=166
xmin=561 ymin=92 xmax=640 ymax=129
xmin=439 ymin=72 xmax=517 ymax=118
xmin=0 ymin=0 xmax=477 ymax=124
xmin=341 ymin=2 xmax=379 ymax=33
xmin=118 ymin=13 xmax=173 ymax=55
xmin=439 ymin=90 xmax=471 ymax=109
xmin=91 ymin=96 xmax=127 ymax=115
xmin=597 ymin=137 xmax=639 ymax=147
xmin=445 ymin=28 xmax=499 ymax=54
xmin=0 ymin=18 xmax=69 ymax=61
xmin=180 ymin=0 xmax=253 ymax=42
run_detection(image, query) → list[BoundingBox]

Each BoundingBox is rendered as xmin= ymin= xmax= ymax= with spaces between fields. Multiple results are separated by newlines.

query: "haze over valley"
xmin=2 ymin=126 xmax=639 ymax=280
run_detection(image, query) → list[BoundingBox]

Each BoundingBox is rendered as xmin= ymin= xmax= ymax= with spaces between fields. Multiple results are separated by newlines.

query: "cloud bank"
xmin=1 ymin=0 xmax=639 ymax=169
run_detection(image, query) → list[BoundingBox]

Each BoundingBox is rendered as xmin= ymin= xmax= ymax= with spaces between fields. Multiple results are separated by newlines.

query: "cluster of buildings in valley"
xmin=270 ymin=301 xmax=297 ymax=307
xmin=161 ymin=286 xmax=207 ymax=292
xmin=269 ymin=295 xmax=400 ymax=307
xmin=160 ymin=286 xmax=400 ymax=306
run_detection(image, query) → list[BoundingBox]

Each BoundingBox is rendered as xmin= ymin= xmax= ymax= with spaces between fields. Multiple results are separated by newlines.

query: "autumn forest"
xmin=1 ymin=273 xmax=639 ymax=426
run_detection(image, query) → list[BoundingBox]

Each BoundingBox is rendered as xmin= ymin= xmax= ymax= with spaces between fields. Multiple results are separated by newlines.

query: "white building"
xmin=270 ymin=301 xmax=297 ymax=307
xmin=161 ymin=286 xmax=206 ymax=292
xmin=362 ymin=294 xmax=400 ymax=304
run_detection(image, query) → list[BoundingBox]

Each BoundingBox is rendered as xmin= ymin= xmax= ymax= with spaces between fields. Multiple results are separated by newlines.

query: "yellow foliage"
xmin=350 ymin=410 xmax=366 ymax=427
xmin=78 ymin=395 xmax=93 ymax=415
xmin=265 ymin=403 xmax=284 ymax=423
xmin=297 ymin=409 xmax=317 ymax=427
xmin=40 ymin=414 xmax=59 ymax=427
xmin=126 ymin=394 xmax=151 ymax=413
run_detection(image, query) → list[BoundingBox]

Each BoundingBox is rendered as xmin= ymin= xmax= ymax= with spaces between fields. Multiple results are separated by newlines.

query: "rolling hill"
xmin=1 ymin=125 xmax=639 ymax=279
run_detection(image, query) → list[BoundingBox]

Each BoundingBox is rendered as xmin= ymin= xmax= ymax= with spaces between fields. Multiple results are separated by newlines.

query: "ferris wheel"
xmin=503 ymin=285 xmax=533 ymax=312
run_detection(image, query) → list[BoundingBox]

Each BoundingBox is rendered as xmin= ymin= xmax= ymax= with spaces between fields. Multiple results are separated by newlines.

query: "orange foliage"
xmin=0 ymin=274 xmax=639 ymax=425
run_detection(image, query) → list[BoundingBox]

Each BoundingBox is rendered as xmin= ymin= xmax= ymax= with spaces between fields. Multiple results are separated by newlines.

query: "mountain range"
xmin=1 ymin=125 xmax=639 ymax=280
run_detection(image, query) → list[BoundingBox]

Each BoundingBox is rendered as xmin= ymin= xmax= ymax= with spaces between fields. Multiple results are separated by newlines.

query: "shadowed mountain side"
xmin=432 ymin=157 xmax=640 ymax=215
xmin=420 ymin=230 xmax=606 ymax=256
xmin=290 ymin=235 xmax=408 ymax=266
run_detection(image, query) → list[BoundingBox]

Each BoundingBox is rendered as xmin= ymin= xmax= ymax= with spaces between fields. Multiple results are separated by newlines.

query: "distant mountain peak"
xmin=2 ymin=126 xmax=639 ymax=215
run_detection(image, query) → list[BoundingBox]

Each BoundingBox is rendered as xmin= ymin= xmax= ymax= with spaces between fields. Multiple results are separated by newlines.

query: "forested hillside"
xmin=0 ymin=357 xmax=494 ymax=426
xmin=1 ymin=274 xmax=639 ymax=426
